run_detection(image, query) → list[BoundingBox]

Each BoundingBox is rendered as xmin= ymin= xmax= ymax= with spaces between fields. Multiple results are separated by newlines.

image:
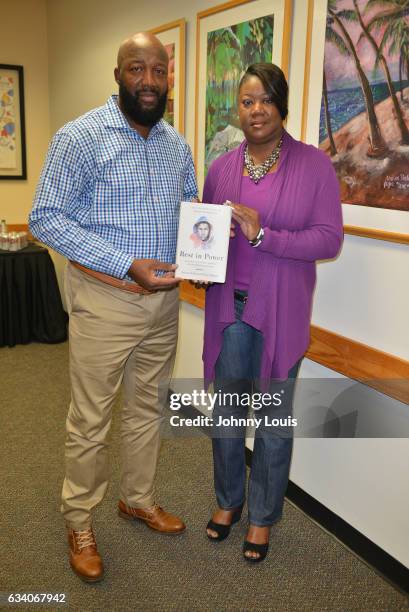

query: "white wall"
xmin=0 ymin=0 xmax=50 ymax=223
xmin=290 ymin=359 xmax=409 ymax=568
xmin=313 ymin=234 xmax=409 ymax=359
xmin=45 ymin=0 xmax=409 ymax=568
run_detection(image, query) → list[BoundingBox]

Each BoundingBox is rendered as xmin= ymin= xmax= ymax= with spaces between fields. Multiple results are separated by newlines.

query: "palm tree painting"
xmin=319 ymin=0 xmax=409 ymax=211
xmin=205 ymin=15 xmax=274 ymax=174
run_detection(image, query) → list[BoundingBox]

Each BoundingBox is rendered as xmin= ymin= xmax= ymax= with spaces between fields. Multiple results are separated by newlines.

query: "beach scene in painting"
xmin=320 ymin=0 xmax=409 ymax=211
xmin=205 ymin=15 xmax=274 ymax=174
xmin=164 ymin=42 xmax=175 ymax=127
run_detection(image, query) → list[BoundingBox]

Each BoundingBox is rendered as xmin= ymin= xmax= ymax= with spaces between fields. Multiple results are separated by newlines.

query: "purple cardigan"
xmin=202 ymin=130 xmax=343 ymax=384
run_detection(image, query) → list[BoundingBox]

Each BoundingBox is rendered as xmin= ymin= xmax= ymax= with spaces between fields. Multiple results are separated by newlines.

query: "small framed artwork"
xmin=301 ymin=0 xmax=409 ymax=245
xmin=150 ymin=19 xmax=186 ymax=135
xmin=0 ymin=64 xmax=27 ymax=180
xmin=195 ymin=0 xmax=293 ymax=192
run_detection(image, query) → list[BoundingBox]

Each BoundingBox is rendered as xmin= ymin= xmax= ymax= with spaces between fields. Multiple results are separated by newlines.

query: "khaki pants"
xmin=62 ymin=263 xmax=179 ymax=529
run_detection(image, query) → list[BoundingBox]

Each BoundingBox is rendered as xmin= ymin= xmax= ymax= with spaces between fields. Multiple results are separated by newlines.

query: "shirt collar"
xmin=104 ymin=95 xmax=166 ymax=135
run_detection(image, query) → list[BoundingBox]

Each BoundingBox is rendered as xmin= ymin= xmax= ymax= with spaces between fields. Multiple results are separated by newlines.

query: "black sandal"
xmin=243 ymin=540 xmax=269 ymax=562
xmin=206 ymin=506 xmax=243 ymax=542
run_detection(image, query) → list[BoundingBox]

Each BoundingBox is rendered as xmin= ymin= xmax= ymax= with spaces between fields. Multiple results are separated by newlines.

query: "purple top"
xmin=202 ymin=131 xmax=343 ymax=385
xmin=235 ymin=173 xmax=277 ymax=291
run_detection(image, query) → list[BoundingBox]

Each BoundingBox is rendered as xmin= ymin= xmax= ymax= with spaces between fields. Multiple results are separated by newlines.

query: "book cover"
xmin=175 ymin=202 xmax=232 ymax=283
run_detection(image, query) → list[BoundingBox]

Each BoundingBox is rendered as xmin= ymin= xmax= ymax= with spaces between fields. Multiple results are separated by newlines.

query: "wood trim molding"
xmin=300 ymin=0 xmax=314 ymax=143
xmin=7 ymin=223 xmax=33 ymax=240
xmin=344 ymin=225 xmax=409 ymax=245
xmin=180 ymin=280 xmax=205 ymax=308
xmin=281 ymin=0 xmax=293 ymax=79
xmin=197 ymin=0 xmax=252 ymax=21
xmin=179 ymin=281 xmax=409 ymax=404
xmin=178 ymin=20 xmax=186 ymax=136
xmin=307 ymin=326 xmax=409 ymax=404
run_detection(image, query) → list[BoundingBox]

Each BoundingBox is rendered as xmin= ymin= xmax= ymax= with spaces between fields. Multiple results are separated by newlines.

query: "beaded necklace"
xmin=244 ymin=137 xmax=283 ymax=184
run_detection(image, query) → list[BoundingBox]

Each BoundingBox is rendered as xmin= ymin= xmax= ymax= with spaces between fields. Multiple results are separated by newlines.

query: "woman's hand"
xmin=230 ymin=204 xmax=261 ymax=241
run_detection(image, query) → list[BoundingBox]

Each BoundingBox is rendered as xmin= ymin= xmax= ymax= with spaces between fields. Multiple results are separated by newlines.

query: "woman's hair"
xmin=238 ymin=63 xmax=288 ymax=120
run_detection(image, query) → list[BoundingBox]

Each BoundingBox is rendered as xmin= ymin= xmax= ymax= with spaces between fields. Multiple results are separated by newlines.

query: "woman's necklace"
xmin=244 ymin=137 xmax=283 ymax=184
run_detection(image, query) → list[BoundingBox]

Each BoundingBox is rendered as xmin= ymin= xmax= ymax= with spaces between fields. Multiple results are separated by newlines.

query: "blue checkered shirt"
xmin=29 ymin=96 xmax=198 ymax=279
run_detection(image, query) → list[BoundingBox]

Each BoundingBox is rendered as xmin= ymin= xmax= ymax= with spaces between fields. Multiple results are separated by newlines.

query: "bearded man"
xmin=29 ymin=32 xmax=198 ymax=583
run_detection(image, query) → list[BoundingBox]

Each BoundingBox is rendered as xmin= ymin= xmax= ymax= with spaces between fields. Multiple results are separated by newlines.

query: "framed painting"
xmin=301 ymin=0 xmax=409 ymax=244
xmin=150 ymin=19 xmax=186 ymax=135
xmin=195 ymin=0 xmax=293 ymax=192
xmin=0 ymin=64 xmax=26 ymax=180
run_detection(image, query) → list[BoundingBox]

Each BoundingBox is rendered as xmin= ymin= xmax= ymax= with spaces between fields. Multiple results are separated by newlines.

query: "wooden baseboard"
xmin=179 ymin=281 xmax=408 ymax=405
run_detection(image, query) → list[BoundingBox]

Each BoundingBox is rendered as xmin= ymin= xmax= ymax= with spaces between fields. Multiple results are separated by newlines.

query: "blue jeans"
xmin=212 ymin=296 xmax=301 ymax=526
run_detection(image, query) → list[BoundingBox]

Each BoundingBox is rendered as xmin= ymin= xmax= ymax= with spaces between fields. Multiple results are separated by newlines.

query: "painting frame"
xmin=0 ymin=64 xmax=27 ymax=180
xmin=301 ymin=0 xmax=409 ymax=246
xmin=149 ymin=19 xmax=186 ymax=135
xmin=195 ymin=0 xmax=293 ymax=193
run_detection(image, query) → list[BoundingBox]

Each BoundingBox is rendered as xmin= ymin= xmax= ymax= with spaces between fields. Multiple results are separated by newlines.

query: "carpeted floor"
xmin=1 ymin=342 xmax=408 ymax=611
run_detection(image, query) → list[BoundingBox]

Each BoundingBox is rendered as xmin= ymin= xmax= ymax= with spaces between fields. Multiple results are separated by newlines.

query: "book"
xmin=175 ymin=202 xmax=232 ymax=283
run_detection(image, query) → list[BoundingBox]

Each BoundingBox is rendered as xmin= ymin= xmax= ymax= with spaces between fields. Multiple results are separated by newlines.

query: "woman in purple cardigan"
xmin=203 ymin=63 xmax=343 ymax=562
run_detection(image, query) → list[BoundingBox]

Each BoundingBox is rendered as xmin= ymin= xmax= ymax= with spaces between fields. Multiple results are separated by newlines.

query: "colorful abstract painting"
xmin=320 ymin=0 xmax=409 ymax=211
xmin=0 ymin=75 xmax=17 ymax=170
xmin=204 ymin=14 xmax=274 ymax=174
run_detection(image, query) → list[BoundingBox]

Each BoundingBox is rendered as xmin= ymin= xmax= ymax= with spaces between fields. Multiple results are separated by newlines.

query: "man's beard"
xmin=119 ymin=81 xmax=168 ymax=127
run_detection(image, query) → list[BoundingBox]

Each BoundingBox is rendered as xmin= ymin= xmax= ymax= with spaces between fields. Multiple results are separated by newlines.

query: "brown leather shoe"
xmin=118 ymin=499 xmax=186 ymax=534
xmin=67 ymin=527 xmax=104 ymax=582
